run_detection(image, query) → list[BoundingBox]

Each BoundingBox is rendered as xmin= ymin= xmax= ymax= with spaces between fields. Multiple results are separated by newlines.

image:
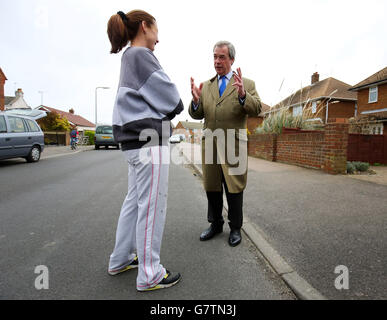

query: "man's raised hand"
xmin=190 ymin=77 xmax=203 ymax=105
xmin=232 ymin=67 xmax=246 ymax=99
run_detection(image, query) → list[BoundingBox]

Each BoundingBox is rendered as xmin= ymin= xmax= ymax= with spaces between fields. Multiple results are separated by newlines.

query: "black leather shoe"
xmin=229 ymin=229 xmax=242 ymax=247
xmin=200 ymin=223 xmax=223 ymax=241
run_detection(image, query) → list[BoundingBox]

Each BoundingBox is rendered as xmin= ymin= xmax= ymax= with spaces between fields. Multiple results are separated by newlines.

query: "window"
xmin=96 ymin=126 xmax=113 ymax=134
xmin=293 ymin=105 xmax=303 ymax=117
xmin=369 ymin=86 xmax=378 ymax=103
xmin=370 ymin=124 xmax=383 ymax=135
xmin=312 ymin=101 xmax=317 ymax=114
xmin=26 ymin=119 xmax=40 ymax=132
xmin=8 ymin=116 xmax=27 ymax=133
xmin=0 ymin=115 xmax=7 ymax=133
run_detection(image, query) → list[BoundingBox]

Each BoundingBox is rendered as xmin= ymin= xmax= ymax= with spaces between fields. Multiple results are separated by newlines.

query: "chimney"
xmin=69 ymin=108 xmax=75 ymax=114
xmin=15 ymin=88 xmax=24 ymax=98
xmin=311 ymin=72 xmax=319 ymax=85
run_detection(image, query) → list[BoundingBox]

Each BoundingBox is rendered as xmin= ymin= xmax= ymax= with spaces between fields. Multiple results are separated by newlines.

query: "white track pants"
xmin=109 ymin=145 xmax=169 ymax=290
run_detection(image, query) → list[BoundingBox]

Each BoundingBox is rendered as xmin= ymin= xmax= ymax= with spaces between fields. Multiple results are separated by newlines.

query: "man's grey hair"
xmin=213 ymin=41 xmax=236 ymax=60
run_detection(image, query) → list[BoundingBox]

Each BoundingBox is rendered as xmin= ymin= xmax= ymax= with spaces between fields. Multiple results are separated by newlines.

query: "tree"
xmin=37 ymin=111 xmax=72 ymax=131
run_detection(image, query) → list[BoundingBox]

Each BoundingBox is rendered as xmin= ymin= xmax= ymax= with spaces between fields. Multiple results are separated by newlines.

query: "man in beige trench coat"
xmin=189 ymin=41 xmax=262 ymax=246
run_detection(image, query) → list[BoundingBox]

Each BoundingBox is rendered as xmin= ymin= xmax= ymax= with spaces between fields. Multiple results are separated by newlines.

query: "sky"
xmin=1 ymin=0 xmax=386 ymax=126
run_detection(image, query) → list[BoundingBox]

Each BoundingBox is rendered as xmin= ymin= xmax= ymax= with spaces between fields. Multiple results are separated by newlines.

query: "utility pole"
xmin=95 ymin=87 xmax=110 ymax=126
xmin=38 ymin=91 xmax=45 ymax=106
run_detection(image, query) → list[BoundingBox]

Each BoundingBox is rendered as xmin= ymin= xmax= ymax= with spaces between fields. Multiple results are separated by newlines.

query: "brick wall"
xmin=357 ymin=83 xmax=387 ymax=113
xmin=0 ymin=71 xmax=5 ymax=111
xmin=276 ymin=131 xmax=324 ymax=170
xmin=292 ymin=100 xmax=356 ymax=123
xmin=328 ymin=101 xmax=356 ymax=119
xmin=322 ymin=120 xmax=349 ymax=174
xmin=248 ymin=119 xmax=349 ymax=174
xmin=248 ymin=133 xmax=277 ymax=161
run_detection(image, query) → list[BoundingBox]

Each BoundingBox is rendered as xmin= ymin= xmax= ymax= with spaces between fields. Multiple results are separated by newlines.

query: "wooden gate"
xmin=347 ymin=134 xmax=387 ymax=164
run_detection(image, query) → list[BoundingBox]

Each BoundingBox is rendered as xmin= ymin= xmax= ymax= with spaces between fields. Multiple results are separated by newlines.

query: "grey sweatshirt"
xmin=112 ymin=46 xmax=183 ymax=150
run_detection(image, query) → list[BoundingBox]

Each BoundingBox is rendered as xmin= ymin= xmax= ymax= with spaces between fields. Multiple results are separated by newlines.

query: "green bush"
xmin=256 ymin=107 xmax=315 ymax=134
xmin=84 ymin=130 xmax=95 ymax=145
xmin=347 ymin=161 xmax=370 ymax=173
xmin=355 ymin=162 xmax=370 ymax=172
xmin=347 ymin=162 xmax=355 ymax=174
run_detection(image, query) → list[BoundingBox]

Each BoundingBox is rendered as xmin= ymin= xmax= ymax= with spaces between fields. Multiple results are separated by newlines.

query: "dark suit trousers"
xmin=206 ymin=172 xmax=243 ymax=230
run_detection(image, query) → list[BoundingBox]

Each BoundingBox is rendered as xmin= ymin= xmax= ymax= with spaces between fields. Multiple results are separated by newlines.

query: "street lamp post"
xmin=95 ymin=86 xmax=110 ymax=126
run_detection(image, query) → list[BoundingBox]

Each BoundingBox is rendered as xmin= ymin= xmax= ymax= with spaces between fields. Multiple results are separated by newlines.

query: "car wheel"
xmin=95 ymin=145 xmax=100 ymax=150
xmin=26 ymin=146 xmax=41 ymax=163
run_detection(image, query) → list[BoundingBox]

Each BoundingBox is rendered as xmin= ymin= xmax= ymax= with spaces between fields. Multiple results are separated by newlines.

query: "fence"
xmin=347 ymin=134 xmax=387 ymax=165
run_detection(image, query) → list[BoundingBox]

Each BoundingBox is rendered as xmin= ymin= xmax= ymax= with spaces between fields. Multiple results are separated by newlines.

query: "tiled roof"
xmin=350 ymin=66 xmax=387 ymax=91
xmin=4 ymin=96 xmax=15 ymax=105
xmin=355 ymin=111 xmax=387 ymax=121
xmin=273 ymin=77 xmax=356 ymax=110
xmin=38 ymin=106 xmax=95 ymax=127
xmin=259 ymin=102 xmax=271 ymax=117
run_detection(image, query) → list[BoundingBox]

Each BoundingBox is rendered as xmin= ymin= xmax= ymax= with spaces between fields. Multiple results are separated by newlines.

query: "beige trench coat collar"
xmin=209 ymin=74 xmax=237 ymax=104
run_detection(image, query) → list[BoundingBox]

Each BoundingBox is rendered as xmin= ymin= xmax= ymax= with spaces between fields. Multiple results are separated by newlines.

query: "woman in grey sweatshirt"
xmin=107 ymin=10 xmax=183 ymax=291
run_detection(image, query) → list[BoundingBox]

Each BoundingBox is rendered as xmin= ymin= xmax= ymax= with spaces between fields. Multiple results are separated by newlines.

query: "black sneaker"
xmin=137 ymin=269 xmax=181 ymax=291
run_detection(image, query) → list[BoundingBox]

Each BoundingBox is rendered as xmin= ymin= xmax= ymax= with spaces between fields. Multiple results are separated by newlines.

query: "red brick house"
xmin=348 ymin=66 xmax=387 ymax=135
xmin=37 ymin=106 xmax=95 ymax=145
xmin=0 ymin=68 xmax=7 ymax=111
xmin=268 ymin=72 xmax=357 ymax=124
xmin=37 ymin=106 xmax=95 ymax=132
xmin=247 ymin=102 xmax=271 ymax=135
xmin=173 ymin=120 xmax=203 ymax=144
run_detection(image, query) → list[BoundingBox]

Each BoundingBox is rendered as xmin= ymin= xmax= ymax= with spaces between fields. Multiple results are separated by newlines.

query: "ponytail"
xmin=107 ymin=10 xmax=156 ymax=54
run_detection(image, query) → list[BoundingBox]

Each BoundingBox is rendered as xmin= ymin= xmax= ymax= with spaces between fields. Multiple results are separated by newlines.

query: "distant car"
xmin=0 ymin=112 xmax=45 ymax=162
xmin=94 ymin=125 xmax=119 ymax=149
xmin=169 ymin=134 xmax=182 ymax=144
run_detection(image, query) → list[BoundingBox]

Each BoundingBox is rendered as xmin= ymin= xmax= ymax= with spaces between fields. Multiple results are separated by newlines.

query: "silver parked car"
xmin=94 ymin=124 xmax=119 ymax=149
xmin=0 ymin=112 xmax=45 ymax=162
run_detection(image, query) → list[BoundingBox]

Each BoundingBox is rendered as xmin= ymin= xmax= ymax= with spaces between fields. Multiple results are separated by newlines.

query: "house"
xmin=36 ymin=106 xmax=95 ymax=145
xmin=37 ymin=106 xmax=95 ymax=132
xmin=0 ymin=69 xmax=46 ymax=120
xmin=348 ymin=66 xmax=387 ymax=135
xmin=0 ymin=68 xmax=7 ymax=111
xmin=174 ymin=120 xmax=203 ymax=144
xmin=268 ymin=72 xmax=357 ymax=124
xmin=247 ymin=102 xmax=271 ymax=134
xmin=4 ymin=88 xmax=32 ymax=111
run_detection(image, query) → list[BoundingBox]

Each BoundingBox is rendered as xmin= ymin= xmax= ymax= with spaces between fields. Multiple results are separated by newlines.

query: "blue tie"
xmin=219 ymin=75 xmax=227 ymax=97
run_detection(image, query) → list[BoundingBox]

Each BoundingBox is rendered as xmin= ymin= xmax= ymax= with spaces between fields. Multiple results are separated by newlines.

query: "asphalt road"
xmin=0 ymin=148 xmax=295 ymax=300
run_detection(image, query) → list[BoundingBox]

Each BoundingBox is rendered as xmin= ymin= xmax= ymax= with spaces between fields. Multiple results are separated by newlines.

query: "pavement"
xmin=346 ymin=165 xmax=387 ymax=186
xmin=41 ymin=145 xmax=95 ymax=159
xmin=177 ymin=142 xmax=387 ymax=300
xmin=0 ymin=147 xmax=296 ymax=300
